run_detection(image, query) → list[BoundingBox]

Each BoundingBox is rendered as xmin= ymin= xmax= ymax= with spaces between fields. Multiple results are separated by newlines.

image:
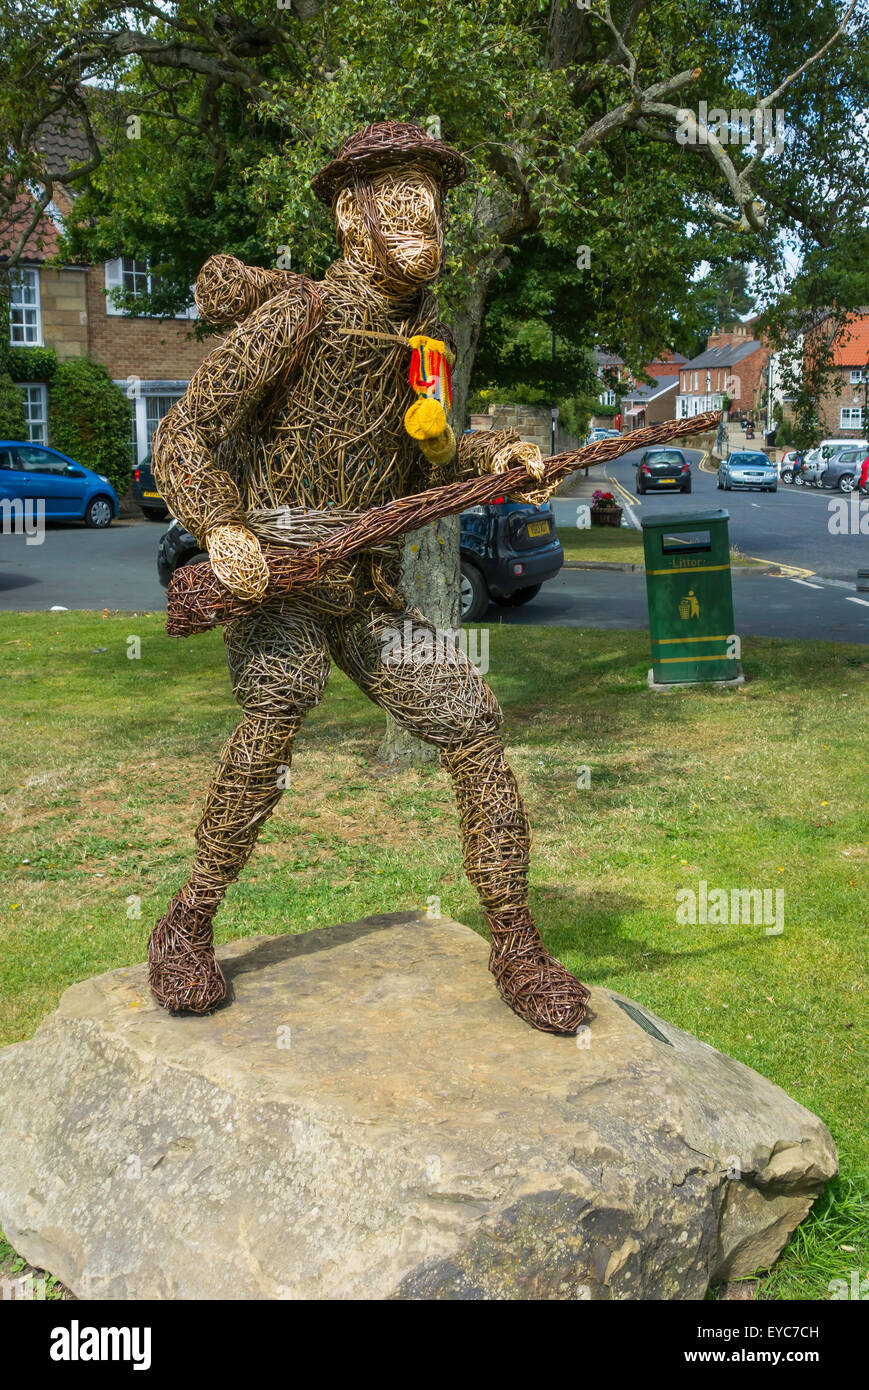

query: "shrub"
xmin=49 ymin=358 xmax=132 ymax=496
xmin=0 ymin=372 xmax=27 ymax=438
xmin=6 ymin=346 xmax=58 ymax=383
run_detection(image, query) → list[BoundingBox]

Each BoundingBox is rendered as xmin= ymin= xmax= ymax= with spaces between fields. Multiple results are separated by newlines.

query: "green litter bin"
xmin=641 ymin=509 xmax=741 ymax=686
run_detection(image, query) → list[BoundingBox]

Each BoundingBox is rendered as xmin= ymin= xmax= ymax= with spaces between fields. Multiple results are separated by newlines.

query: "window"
xmin=104 ymin=258 xmax=197 ymax=319
xmin=15 ymin=445 xmax=67 ymax=474
xmin=850 ymin=369 xmax=865 ymax=385
xmin=126 ymin=385 xmax=186 ymax=461
xmin=9 ymin=269 xmax=41 ymax=345
xmin=599 ymin=389 xmax=617 ymax=407
xmin=145 ymin=394 xmax=182 ymax=441
xmin=17 ymin=383 xmax=48 ymax=443
xmin=840 ymin=407 xmax=864 ymax=430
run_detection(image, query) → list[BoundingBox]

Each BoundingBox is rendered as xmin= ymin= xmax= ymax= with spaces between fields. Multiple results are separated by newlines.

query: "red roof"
xmin=0 ymin=195 xmax=61 ymax=264
xmin=832 ymin=314 xmax=869 ymax=367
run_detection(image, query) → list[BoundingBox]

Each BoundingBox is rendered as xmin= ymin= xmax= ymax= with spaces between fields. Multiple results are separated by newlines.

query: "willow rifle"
xmin=166 ymin=411 xmax=721 ymax=637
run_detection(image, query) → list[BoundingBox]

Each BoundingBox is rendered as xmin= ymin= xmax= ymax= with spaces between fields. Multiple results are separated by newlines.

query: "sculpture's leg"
xmin=328 ymin=604 xmax=589 ymax=1034
xmin=149 ymin=604 xmax=330 ymax=1014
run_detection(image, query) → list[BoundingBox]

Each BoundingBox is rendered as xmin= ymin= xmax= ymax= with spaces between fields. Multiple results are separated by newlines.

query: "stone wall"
xmin=469 ymin=403 xmax=581 ymax=454
xmin=39 ymin=268 xmax=88 ymax=360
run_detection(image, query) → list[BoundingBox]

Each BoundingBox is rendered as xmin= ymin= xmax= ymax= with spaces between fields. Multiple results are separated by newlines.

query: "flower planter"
xmin=590 ymin=506 xmax=623 ymax=527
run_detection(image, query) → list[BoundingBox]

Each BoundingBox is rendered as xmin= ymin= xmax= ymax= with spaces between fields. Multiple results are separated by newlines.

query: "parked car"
xmin=0 ymin=441 xmax=118 ymax=526
xmin=131 ymin=453 xmax=169 ymax=520
xmin=459 ymin=497 xmax=563 ymax=619
xmin=156 ymin=497 xmax=565 ymax=624
xmin=586 ymin=427 xmax=611 ymax=443
xmin=635 ymin=447 xmax=691 ymax=494
xmin=818 ymin=446 xmax=869 ymax=493
xmin=717 ymin=451 xmax=777 ymax=492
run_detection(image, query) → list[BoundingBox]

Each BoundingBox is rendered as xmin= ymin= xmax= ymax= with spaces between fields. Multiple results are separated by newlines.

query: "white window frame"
xmin=9 ymin=268 xmax=42 ymax=346
xmin=849 ymin=369 xmax=864 ymax=384
xmin=121 ymin=382 xmax=187 ymax=462
xmin=104 ymin=257 xmax=197 ymax=320
xmin=840 ymin=406 xmax=864 ymax=430
xmin=16 ymin=382 xmax=48 ymax=443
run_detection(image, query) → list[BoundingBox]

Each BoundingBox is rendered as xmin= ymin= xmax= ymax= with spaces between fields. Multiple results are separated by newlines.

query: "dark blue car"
xmin=0 ymin=441 xmax=119 ymax=527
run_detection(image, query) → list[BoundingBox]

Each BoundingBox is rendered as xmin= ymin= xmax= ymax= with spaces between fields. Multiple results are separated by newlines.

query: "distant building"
xmin=676 ymin=323 xmax=770 ymax=421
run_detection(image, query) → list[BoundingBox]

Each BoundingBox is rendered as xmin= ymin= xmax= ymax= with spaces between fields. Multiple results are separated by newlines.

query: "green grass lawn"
xmin=557 ymin=525 xmax=763 ymax=566
xmin=0 ymin=610 xmax=866 ymax=1299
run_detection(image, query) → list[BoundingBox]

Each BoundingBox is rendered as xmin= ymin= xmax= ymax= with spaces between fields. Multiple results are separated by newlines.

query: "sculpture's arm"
xmin=153 ymin=281 xmax=313 ymax=599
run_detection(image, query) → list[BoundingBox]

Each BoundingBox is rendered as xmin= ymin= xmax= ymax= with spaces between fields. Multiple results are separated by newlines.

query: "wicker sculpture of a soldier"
xmin=148 ymin=121 xmax=591 ymax=1035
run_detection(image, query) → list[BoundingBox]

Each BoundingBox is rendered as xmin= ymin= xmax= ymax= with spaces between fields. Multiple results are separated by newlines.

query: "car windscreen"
xmin=646 ymin=451 xmax=683 ymax=465
xmin=730 ymin=454 xmax=769 ymax=465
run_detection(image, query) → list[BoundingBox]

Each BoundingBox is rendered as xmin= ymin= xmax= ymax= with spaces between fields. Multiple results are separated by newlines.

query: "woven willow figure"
xmin=148 ymin=121 xmax=591 ymax=1034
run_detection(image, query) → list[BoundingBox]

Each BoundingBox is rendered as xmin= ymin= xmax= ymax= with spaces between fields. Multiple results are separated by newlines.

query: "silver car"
xmin=717 ymin=450 xmax=778 ymax=492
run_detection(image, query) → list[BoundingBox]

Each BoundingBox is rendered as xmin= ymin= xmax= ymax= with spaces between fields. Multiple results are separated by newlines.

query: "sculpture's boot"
xmin=148 ymin=712 xmax=302 ymax=1014
xmin=441 ymin=734 xmax=590 ymax=1035
xmin=148 ymin=878 xmax=228 ymax=1014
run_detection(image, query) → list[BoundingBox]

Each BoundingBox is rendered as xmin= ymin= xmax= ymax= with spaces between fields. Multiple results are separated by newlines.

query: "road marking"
xmin=607 ymin=475 xmax=643 ymax=530
xmin=750 ymin=555 xmax=817 ymax=578
xmin=789 ymin=578 xmax=823 ymax=590
xmin=845 ymin=597 xmax=869 ymax=608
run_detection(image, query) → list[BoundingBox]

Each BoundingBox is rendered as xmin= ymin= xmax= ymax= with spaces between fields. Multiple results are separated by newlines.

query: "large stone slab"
xmin=0 ymin=913 xmax=836 ymax=1299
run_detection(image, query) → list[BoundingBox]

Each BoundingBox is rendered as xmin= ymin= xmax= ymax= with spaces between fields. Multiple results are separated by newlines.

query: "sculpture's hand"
xmin=206 ymin=523 xmax=269 ymax=602
xmin=488 ymin=440 xmax=550 ymax=504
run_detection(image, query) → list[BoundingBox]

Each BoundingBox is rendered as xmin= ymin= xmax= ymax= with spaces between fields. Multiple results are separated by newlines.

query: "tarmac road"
xmin=1 ymin=459 xmax=867 ymax=644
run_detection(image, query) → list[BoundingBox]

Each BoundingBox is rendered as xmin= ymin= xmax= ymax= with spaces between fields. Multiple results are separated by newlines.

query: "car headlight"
xmin=98 ymin=475 xmax=110 ymax=484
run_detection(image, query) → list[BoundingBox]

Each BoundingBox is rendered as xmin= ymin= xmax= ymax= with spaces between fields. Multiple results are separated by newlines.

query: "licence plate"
xmin=143 ymin=490 xmax=161 ymax=498
xmin=527 ymin=520 xmax=549 ymax=537
xmin=658 ymin=478 xmax=679 ymax=483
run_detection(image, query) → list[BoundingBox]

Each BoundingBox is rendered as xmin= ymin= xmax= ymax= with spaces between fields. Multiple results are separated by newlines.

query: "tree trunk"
xmin=377 ymin=275 xmax=490 ymax=766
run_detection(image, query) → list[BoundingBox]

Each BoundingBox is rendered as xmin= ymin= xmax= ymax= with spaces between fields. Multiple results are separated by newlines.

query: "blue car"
xmin=0 ymin=441 xmax=119 ymax=526
xmin=717 ymin=450 xmax=778 ymax=493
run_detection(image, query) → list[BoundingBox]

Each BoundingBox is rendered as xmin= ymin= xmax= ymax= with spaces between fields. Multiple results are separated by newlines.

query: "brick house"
xmin=593 ymin=348 xmax=686 ymax=428
xmin=821 ymin=312 xmax=869 ymax=438
xmin=676 ymin=323 xmax=770 ymax=422
xmin=2 ymin=123 xmax=213 ymax=461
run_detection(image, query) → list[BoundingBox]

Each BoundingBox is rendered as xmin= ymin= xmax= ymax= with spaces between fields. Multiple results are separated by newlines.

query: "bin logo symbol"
xmin=679 ymin=589 xmax=701 ymax=620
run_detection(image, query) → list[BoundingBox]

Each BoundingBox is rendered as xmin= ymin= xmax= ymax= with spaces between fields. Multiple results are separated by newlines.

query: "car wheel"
xmin=180 ymin=551 xmax=210 ymax=568
xmin=682 ymin=483 xmax=692 ymax=493
xmin=793 ymin=474 xmax=804 ymax=486
xmin=492 ymin=584 xmax=543 ymax=608
xmin=85 ymin=495 xmax=113 ymax=528
xmin=636 ymin=485 xmax=644 ymax=495
xmin=460 ymin=561 xmax=490 ymax=621
xmin=839 ymin=474 xmax=856 ymax=493
xmin=716 ymin=478 xmax=723 ymax=489
xmin=780 ymin=469 xmax=793 ymax=483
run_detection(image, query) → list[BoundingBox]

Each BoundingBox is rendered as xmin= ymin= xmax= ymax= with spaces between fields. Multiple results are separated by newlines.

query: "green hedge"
xmin=48 ymin=359 xmax=132 ymax=496
xmin=0 ymin=372 xmax=27 ymax=438
xmin=6 ymin=346 xmax=58 ymax=383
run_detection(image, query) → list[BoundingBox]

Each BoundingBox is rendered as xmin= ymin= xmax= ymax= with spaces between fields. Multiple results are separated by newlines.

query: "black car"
xmin=156 ymin=497 xmax=563 ymax=623
xmin=635 ymin=447 xmax=691 ymax=494
xmin=459 ymin=497 xmax=563 ymax=620
xmin=131 ymin=454 xmax=170 ymax=520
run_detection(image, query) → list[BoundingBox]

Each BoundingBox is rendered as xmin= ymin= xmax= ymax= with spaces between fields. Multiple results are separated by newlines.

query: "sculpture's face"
xmin=335 ymin=167 xmax=444 ymax=289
